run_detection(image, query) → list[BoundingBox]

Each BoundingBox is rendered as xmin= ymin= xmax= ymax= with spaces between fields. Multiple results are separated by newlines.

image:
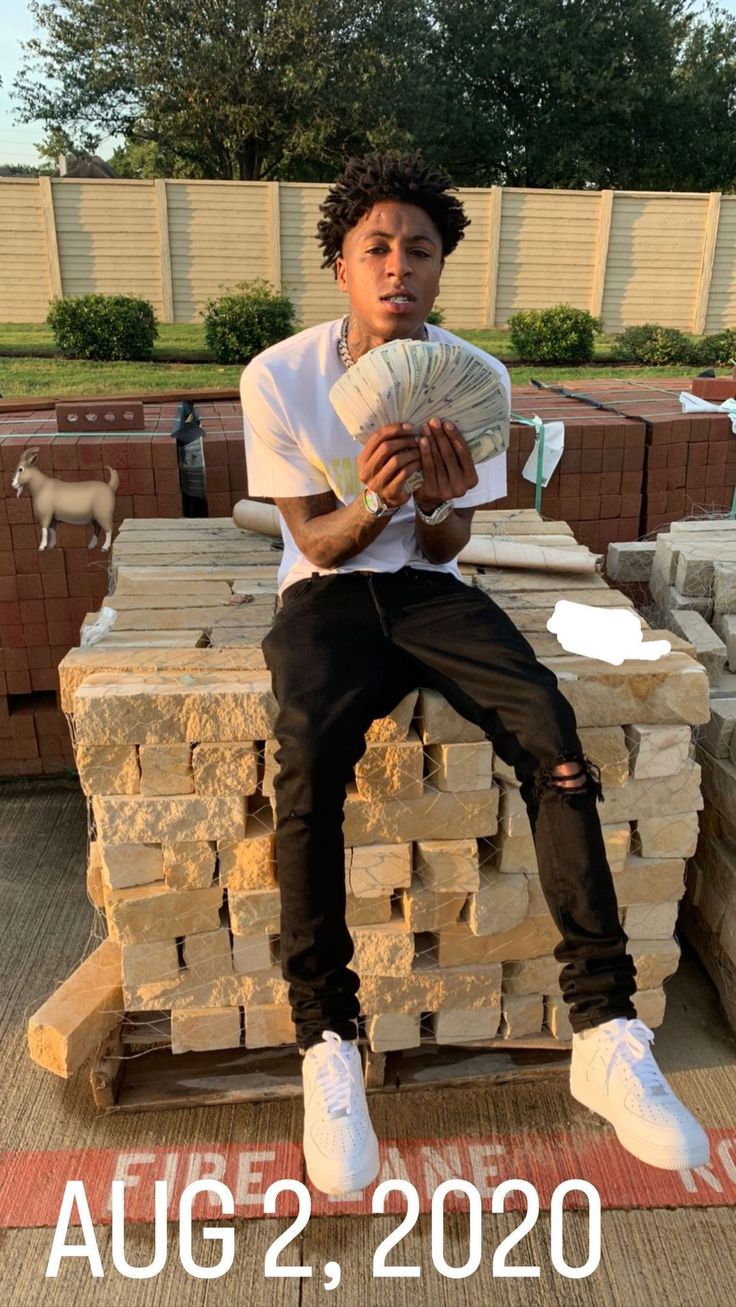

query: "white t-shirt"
xmin=240 ymin=317 xmax=510 ymax=594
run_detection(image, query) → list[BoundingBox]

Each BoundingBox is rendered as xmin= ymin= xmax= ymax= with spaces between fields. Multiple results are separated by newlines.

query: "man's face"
xmin=335 ymin=200 xmax=444 ymax=340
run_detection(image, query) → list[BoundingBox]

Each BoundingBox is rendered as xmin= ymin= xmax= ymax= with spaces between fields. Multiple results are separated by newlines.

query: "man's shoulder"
xmin=241 ymin=318 xmax=339 ymax=389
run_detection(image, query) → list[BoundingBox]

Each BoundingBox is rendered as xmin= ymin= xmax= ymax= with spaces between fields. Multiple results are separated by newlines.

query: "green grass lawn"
xmin=0 ymin=321 xmax=716 ymax=399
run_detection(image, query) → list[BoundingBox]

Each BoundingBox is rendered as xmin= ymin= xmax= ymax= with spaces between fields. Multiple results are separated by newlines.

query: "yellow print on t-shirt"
xmin=325 ymin=456 xmax=362 ymax=502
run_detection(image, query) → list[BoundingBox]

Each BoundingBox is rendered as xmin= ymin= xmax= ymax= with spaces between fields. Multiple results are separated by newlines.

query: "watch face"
xmin=364 ymin=489 xmax=381 ymax=514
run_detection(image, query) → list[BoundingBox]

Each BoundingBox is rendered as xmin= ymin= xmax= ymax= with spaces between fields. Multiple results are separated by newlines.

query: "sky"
xmin=2 ymin=0 xmax=736 ymax=167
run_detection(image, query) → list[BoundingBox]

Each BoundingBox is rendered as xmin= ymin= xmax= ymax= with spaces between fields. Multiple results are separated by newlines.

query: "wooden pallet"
xmin=90 ymin=1015 xmax=571 ymax=1113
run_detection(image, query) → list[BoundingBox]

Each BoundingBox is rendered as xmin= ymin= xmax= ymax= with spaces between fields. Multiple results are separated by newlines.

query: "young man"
xmin=241 ymin=151 xmax=708 ymax=1196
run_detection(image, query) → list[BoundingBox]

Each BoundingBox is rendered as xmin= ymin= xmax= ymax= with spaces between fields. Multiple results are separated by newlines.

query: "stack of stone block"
xmin=28 ymin=513 xmax=710 ymax=1079
xmin=608 ymin=518 xmax=736 ymax=1033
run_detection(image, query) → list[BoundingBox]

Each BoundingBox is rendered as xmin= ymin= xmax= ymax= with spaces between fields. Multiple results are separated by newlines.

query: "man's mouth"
xmin=381 ymin=294 xmax=416 ymax=304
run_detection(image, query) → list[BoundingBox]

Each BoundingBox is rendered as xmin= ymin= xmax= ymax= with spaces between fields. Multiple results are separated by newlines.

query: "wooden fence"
xmin=1 ymin=178 xmax=735 ymax=333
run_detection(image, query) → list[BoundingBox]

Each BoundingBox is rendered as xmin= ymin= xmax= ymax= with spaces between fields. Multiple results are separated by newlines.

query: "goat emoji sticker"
xmin=11 ymin=448 xmax=119 ymax=551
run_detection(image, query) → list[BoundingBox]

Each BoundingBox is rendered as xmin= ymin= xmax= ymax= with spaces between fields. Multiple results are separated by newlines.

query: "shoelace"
xmin=602 ymin=1019 xmax=668 ymax=1093
xmin=311 ymin=1032 xmax=355 ymax=1119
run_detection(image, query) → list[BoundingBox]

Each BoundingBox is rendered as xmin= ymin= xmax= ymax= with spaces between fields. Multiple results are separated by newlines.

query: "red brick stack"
xmin=1 ymin=399 xmax=250 ymax=778
xmin=575 ymin=382 xmax=736 ymax=535
xmin=496 ymin=388 xmax=645 ymax=554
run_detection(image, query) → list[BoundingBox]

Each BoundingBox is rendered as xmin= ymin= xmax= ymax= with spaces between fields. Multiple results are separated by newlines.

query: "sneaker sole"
xmin=304 ymin=1136 xmax=380 ymax=1197
xmin=570 ymin=1071 xmax=710 ymax=1171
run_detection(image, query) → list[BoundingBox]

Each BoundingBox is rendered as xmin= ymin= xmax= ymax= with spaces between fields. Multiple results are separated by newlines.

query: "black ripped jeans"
xmin=261 ymin=566 xmax=637 ymax=1051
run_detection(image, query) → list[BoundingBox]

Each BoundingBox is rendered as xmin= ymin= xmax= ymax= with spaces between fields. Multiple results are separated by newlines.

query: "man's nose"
xmin=385 ymin=245 xmax=413 ymax=278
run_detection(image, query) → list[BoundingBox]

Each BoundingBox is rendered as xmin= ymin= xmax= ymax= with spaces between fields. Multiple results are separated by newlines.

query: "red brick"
xmin=126 ymin=438 xmax=153 ymax=468
xmin=51 ymin=437 xmax=79 ymax=469
xmin=6 ymin=670 xmax=32 ymax=695
xmin=0 ymin=600 xmax=21 ymax=626
xmin=153 ymin=468 xmax=180 ymax=495
xmin=77 ymin=440 xmax=104 ymax=469
xmin=152 ymin=436 xmax=177 ymax=469
xmin=23 ymin=622 xmax=49 ymax=645
xmin=26 ymin=645 xmax=52 ymax=669
xmin=132 ymin=495 xmax=158 ymax=516
xmin=12 ymin=524 xmax=40 ymax=551
xmin=0 ymin=575 xmax=18 ymax=602
xmin=620 ymin=494 xmax=642 ymax=517
xmin=127 ymin=468 xmax=156 ymax=496
xmin=15 ymin=546 xmax=64 ymax=575
xmin=204 ymin=436 xmax=228 ymax=466
xmin=0 ymin=524 xmax=11 ymax=552
xmin=600 ymin=471 xmax=622 ymax=495
xmin=6 ymin=495 xmax=34 ymax=524
xmin=47 ymin=620 xmax=76 ymax=644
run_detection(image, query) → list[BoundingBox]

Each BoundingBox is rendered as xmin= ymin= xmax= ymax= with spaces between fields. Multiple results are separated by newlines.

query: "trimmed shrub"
xmin=427 ymin=305 xmax=445 ymax=326
xmin=507 ymin=303 xmax=602 ymax=364
xmin=616 ymin=323 xmax=692 ymax=367
xmin=692 ymin=328 xmax=736 ymax=368
xmin=202 ymin=278 xmax=298 ymax=364
xmin=46 ymin=293 xmax=158 ymax=361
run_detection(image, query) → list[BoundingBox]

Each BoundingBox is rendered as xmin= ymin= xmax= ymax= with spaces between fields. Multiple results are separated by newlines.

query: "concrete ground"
xmin=1 ymin=776 xmax=736 ymax=1307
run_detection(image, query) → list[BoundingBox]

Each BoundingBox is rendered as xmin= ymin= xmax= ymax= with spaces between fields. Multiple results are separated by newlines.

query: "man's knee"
xmin=533 ymin=752 xmax=604 ymax=805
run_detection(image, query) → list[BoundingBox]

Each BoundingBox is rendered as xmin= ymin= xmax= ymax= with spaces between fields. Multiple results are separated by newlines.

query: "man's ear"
xmin=335 ymin=255 xmax=347 ymax=293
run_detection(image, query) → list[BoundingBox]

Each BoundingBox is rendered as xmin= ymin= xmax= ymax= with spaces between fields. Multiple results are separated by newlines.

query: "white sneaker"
xmin=301 ymin=1030 xmax=380 ymax=1196
xmin=570 ymin=1016 xmax=710 ymax=1171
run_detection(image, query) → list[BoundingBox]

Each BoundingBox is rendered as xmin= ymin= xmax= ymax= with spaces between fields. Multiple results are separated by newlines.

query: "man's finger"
xmin=361 ymin=422 xmax=415 ymax=460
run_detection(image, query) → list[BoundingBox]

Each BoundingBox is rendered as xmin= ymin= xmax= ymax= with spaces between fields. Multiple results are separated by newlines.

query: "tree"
xmin=13 ymin=0 xmax=438 ymax=181
xmin=425 ymin=0 xmax=736 ymax=191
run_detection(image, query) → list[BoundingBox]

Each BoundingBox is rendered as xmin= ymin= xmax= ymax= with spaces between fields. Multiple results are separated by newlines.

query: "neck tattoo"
xmin=338 ymin=315 xmax=428 ymax=370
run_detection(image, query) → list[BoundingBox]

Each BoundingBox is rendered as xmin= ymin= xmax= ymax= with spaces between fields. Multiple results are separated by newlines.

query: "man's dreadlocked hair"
xmin=316 ymin=150 xmax=470 ymax=276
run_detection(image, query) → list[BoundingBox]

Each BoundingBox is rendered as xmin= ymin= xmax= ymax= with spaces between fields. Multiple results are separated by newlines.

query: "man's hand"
xmin=414 ymin=418 xmax=478 ymax=510
xmin=356 ymin=422 xmax=422 ymax=507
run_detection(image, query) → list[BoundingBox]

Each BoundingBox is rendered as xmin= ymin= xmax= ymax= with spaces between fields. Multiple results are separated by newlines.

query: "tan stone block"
xmin=138 ymin=743 xmax=193 ymax=795
xmin=355 ymin=734 xmax=424 ymax=801
xmin=713 ymin=560 xmax=736 ymax=617
xmin=104 ymin=883 xmax=222 ymax=945
xmin=87 ymin=841 xmax=105 ymax=908
xmin=93 ymin=793 xmax=246 ymax=845
xmin=359 ymin=959 xmax=502 ymax=1014
xmin=183 ymin=926 xmax=233 ymax=984
xmin=351 ymin=917 xmax=415 ymax=975
xmin=497 ymin=780 xmax=531 ymax=838
xmin=171 ymin=1006 xmax=241 ymax=1054
xmin=525 ymin=875 xmax=549 ymax=919
xmin=434 ymin=916 xmax=561 ymax=966
xmin=366 ymin=1012 xmax=421 ymax=1052
xmin=58 ymin=644 xmax=263 ymax=713
xmin=545 ymin=996 xmax=572 ymax=1041
xmin=417 ymin=689 xmax=486 ymax=744
xmin=73 ymin=670 xmax=277 ymax=745
xmin=503 ymin=955 xmax=560 ymax=996
xmin=666 ymin=608 xmax=727 ymax=684
xmin=624 ymin=901 xmax=679 ymax=940
xmin=244 ymin=1002 xmax=295 ymax=1048
xmin=414 ymin=839 xmax=480 ymax=893
xmin=262 ymin=738 xmax=278 ymax=799
xmin=699 ymin=700 xmax=736 ymax=758
xmin=626 ymin=724 xmax=692 ymax=779
xmin=228 ymin=888 xmax=280 ymax=935
xmin=219 ymin=815 xmax=277 ymax=890
xmin=578 ymin=726 xmax=629 ymax=786
xmin=482 ymin=832 xmax=538 ymax=875
xmin=75 ymin=744 xmax=140 ymax=796
xmin=500 ymin=993 xmax=544 ymax=1038
xmin=464 ymin=870 xmax=529 ymax=936
xmin=634 ymin=813 xmax=699 ymax=860
xmin=593 ymin=760 xmax=702 ymax=823
xmin=343 ymin=784 xmax=499 ymax=846
xmin=432 ymin=1006 xmax=500 ymax=1043
xmin=121 ymin=939 xmax=180 ymax=990
xmin=123 ymin=968 xmax=288 ymax=1012
xmin=192 ymin=742 xmax=259 ymax=795
xmin=27 ymin=939 xmax=122 ymax=1078
xmin=634 ymin=987 xmax=667 ymax=1029
xmin=699 ymin=749 xmax=736 ymax=826
xmin=162 ymin=840 xmax=217 ymax=890
xmin=398 ymin=876 xmax=466 ymax=932
xmin=543 ymin=652 xmax=710 ymax=728
xmin=99 ymin=841 xmax=164 ymax=891
xmin=347 ymin=843 xmax=412 ymax=898
xmin=232 ymin=933 xmax=274 ymax=974
xmin=612 ymin=855 xmax=686 ymax=906
xmin=346 ymin=893 xmax=392 ymax=926
xmin=366 ymin=692 xmax=419 ymax=742
xmin=606 ymin=541 xmax=656 ymax=583
xmin=425 ymin=741 xmax=494 ymax=792
xmin=630 ymin=938 xmax=681 ymax=989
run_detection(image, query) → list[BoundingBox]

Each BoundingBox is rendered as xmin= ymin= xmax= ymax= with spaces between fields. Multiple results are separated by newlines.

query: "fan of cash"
xmin=329 ymin=338 xmax=510 ymax=492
